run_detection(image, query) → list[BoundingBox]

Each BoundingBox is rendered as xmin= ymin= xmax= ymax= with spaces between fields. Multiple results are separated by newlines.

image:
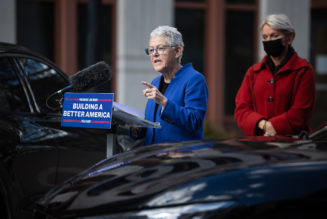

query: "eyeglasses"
xmin=145 ymin=45 xmax=176 ymax=56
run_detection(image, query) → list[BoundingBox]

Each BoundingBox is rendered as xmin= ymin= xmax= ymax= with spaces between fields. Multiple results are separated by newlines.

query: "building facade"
xmin=1 ymin=0 xmax=326 ymax=135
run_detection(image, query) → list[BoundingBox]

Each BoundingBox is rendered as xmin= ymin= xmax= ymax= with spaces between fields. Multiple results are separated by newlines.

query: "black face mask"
xmin=263 ymin=38 xmax=285 ymax=57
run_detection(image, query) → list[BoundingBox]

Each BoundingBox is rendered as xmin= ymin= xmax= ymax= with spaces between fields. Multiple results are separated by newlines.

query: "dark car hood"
xmin=37 ymin=136 xmax=327 ymax=216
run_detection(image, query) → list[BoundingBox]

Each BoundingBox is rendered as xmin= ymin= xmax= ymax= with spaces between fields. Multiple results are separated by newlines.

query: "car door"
xmin=0 ymin=55 xmax=60 ymax=210
xmin=0 ymin=53 xmax=109 ymax=213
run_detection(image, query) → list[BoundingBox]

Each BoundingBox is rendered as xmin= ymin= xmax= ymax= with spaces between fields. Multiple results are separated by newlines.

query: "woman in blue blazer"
xmin=142 ymin=25 xmax=208 ymax=145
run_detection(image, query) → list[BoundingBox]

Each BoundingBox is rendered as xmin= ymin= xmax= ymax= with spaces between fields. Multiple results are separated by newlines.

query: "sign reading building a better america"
xmin=61 ymin=93 xmax=114 ymax=129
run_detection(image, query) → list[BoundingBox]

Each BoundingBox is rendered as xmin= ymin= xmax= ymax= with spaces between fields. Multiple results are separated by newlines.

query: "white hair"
xmin=150 ymin=25 xmax=184 ymax=62
xmin=260 ymin=14 xmax=295 ymax=38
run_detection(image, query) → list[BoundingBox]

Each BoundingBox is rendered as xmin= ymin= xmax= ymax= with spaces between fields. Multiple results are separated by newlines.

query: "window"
xmin=77 ymin=2 xmax=113 ymax=92
xmin=176 ymin=0 xmax=205 ymax=2
xmin=175 ymin=7 xmax=205 ymax=74
xmin=77 ymin=3 xmax=114 ymax=71
xmin=310 ymin=9 xmax=327 ymax=128
xmin=224 ymin=11 xmax=255 ymax=115
xmin=0 ymin=57 xmax=29 ymax=112
xmin=17 ymin=0 xmax=55 ymax=61
xmin=18 ymin=57 xmax=69 ymax=113
xmin=225 ymin=0 xmax=255 ymax=4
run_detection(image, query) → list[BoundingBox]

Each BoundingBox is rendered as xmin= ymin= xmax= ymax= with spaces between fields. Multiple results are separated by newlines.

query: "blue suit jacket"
xmin=144 ymin=63 xmax=208 ymax=145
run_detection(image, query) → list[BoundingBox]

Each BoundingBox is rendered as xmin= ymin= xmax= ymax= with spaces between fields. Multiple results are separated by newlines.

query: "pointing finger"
xmin=141 ymin=81 xmax=155 ymax=89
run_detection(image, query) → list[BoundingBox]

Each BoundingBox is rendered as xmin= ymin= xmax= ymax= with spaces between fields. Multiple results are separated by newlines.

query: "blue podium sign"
xmin=61 ymin=93 xmax=114 ymax=129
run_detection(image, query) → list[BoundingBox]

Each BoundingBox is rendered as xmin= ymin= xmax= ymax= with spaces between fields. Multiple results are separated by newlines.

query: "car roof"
xmin=0 ymin=42 xmax=51 ymax=61
xmin=0 ymin=42 xmax=32 ymax=53
xmin=0 ymin=41 xmax=66 ymax=77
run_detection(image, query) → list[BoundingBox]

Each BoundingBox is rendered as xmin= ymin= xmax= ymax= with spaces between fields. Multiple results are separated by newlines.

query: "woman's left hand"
xmin=142 ymin=81 xmax=167 ymax=106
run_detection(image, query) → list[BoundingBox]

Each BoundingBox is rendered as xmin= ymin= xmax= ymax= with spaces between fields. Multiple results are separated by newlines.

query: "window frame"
xmin=0 ymin=54 xmax=35 ymax=113
xmin=0 ymin=53 xmax=69 ymax=114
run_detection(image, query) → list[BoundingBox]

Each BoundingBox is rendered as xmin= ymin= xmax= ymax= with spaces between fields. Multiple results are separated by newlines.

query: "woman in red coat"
xmin=234 ymin=14 xmax=315 ymax=137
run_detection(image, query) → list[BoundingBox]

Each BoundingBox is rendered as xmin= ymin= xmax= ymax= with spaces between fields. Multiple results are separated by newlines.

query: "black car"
xmin=0 ymin=42 xmax=115 ymax=219
xmin=34 ymin=124 xmax=327 ymax=219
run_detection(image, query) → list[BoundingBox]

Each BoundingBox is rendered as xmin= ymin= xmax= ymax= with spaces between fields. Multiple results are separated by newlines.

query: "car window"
xmin=18 ymin=57 xmax=69 ymax=113
xmin=0 ymin=57 xmax=30 ymax=112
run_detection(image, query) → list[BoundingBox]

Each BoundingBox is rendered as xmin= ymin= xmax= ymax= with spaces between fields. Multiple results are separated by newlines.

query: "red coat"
xmin=234 ymin=52 xmax=315 ymax=136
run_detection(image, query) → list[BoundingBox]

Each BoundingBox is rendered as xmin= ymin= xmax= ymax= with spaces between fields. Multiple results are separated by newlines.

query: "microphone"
xmin=46 ymin=61 xmax=112 ymax=110
xmin=69 ymin=61 xmax=112 ymax=92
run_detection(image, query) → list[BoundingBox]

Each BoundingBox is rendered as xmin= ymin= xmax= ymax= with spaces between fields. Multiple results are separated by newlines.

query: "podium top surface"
xmin=112 ymin=102 xmax=161 ymax=129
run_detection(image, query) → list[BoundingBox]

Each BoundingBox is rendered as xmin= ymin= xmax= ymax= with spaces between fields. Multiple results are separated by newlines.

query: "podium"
xmin=106 ymin=102 xmax=161 ymax=157
xmin=53 ymin=88 xmax=159 ymax=157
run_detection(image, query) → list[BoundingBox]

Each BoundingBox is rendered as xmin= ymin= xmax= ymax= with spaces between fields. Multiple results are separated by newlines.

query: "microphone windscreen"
xmin=69 ymin=61 xmax=112 ymax=92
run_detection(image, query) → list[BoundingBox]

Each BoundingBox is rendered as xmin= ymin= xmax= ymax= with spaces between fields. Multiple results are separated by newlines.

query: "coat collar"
xmin=253 ymin=52 xmax=309 ymax=74
xmin=172 ymin=63 xmax=193 ymax=80
xmin=156 ymin=63 xmax=193 ymax=86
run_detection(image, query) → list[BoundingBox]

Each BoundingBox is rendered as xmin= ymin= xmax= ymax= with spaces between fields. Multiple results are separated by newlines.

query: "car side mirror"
xmin=46 ymin=92 xmax=64 ymax=111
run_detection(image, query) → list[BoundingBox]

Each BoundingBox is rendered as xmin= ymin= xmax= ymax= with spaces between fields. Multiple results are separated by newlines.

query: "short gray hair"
xmin=260 ymin=14 xmax=295 ymax=38
xmin=150 ymin=26 xmax=184 ymax=62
